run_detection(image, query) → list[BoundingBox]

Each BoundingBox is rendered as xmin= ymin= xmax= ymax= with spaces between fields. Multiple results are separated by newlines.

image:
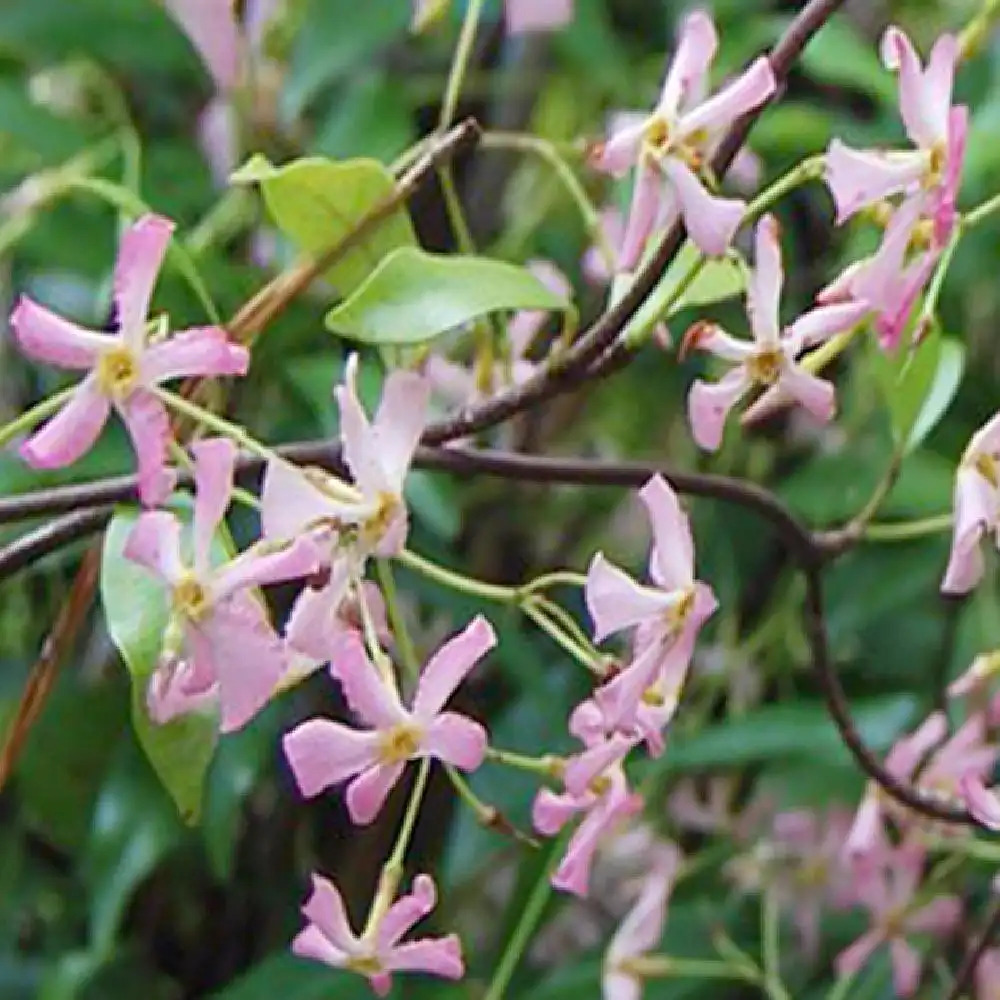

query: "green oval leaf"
xmin=230 ymin=154 xmax=417 ymax=296
xmin=100 ymin=504 xmax=223 ymax=825
xmin=324 ymin=247 xmax=574 ymax=345
xmin=906 ymin=337 xmax=965 ymax=453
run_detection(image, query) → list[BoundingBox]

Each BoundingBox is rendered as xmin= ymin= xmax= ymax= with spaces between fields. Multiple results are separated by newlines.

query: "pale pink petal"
xmin=331 ymin=635 xmax=408 ymax=728
xmin=532 ymin=789 xmax=581 ymax=835
xmin=825 ymin=141 xmax=927 ymax=223
xmin=943 ymin=467 xmax=995 ymax=595
xmin=640 ymin=475 xmax=694 ymax=591
xmin=423 ymin=356 xmax=476 ymax=408
xmin=969 ymin=411 xmax=1000 ymax=457
xmin=657 ymin=10 xmax=717 ymax=117
xmin=785 ymin=301 xmax=869 ymax=352
xmin=422 ymin=712 xmax=487 ymax=770
xmin=413 ymin=615 xmax=495 ymax=719
xmin=301 ymin=874 xmax=359 ymax=953
xmin=377 ymin=874 xmax=435 ymax=948
xmin=594 ymin=118 xmax=646 ymax=177
xmin=141 ymin=327 xmax=249 ymax=384
xmin=906 ymin=896 xmax=961 ymax=936
xmin=197 ymin=97 xmax=238 ymax=187
xmin=593 ymin=641 xmax=669 ymax=734
xmin=504 ymin=0 xmax=572 ymax=34
xmin=118 ymin=390 xmax=176 ymax=507
xmin=384 ymin=937 xmax=463 ymax=980
xmin=374 ymin=369 xmax=430 ymax=488
xmin=291 ymin=925 xmax=349 ymax=969
xmin=888 ymin=938 xmax=922 ymax=998
xmin=687 ymin=367 xmax=750 ymax=451
xmin=346 ymin=761 xmax=406 ymax=825
xmin=586 ymin=553 xmax=674 ymax=642
xmin=602 ymin=969 xmax=640 ymax=1000
xmin=607 ymin=845 xmax=680 ymax=961
xmin=112 ymin=214 xmax=174 ymax=347
xmin=960 ymin=773 xmax=1000 ymax=829
xmin=564 ymin=734 xmax=633 ymax=797
xmin=775 ymin=366 xmax=836 ymax=423
xmin=191 ymin=437 xmax=236 ymax=574
xmin=10 ymin=296 xmax=111 ymax=368
xmin=124 ymin=510 xmax=185 ymax=584
xmin=661 ymin=157 xmax=744 ymax=257
xmin=19 ymin=377 xmax=110 ymax=469
xmin=619 ymin=161 xmax=663 ymax=271
xmin=885 ymin=711 xmax=949 ymax=778
xmin=690 ymin=324 xmax=754 ymax=362
xmin=210 ymin=535 xmax=321 ymax=602
xmin=747 ymin=215 xmax=783 ymax=346
xmin=835 ymin=929 xmax=884 ymax=980
xmin=283 ymin=718 xmax=381 ymax=796
xmin=164 ymin=0 xmax=242 ymax=90
xmin=147 ymin=655 xmax=217 ymax=724
xmin=336 ymin=355 xmax=388 ymax=497
xmin=261 ymin=458 xmax=343 ymax=542
xmin=568 ymin=697 xmax=606 ymax=745
xmin=200 ymin=598 xmax=287 ymax=731
xmin=678 ymin=57 xmax=775 ymax=141
xmin=934 ymin=105 xmax=967 ymax=244
xmin=284 ymin=564 xmax=353 ymax=661
xmin=881 ymin=27 xmax=955 ymax=147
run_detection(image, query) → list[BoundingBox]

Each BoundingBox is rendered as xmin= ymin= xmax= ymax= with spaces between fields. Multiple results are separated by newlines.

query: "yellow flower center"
xmin=378 ymin=724 xmax=422 ymax=764
xmin=975 ymin=452 xmax=999 ymax=489
xmin=362 ymin=491 xmax=401 ymax=545
xmin=747 ymin=348 xmax=784 ymax=386
xmin=641 ymin=688 xmax=666 ymax=707
xmin=172 ymin=574 xmax=211 ymax=623
xmin=95 ymin=345 xmax=139 ymax=399
xmin=644 ymin=116 xmax=670 ymax=151
xmin=664 ymin=587 xmax=696 ymax=630
xmin=925 ymin=141 xmax=947 ymax=188
xmin=346 ymin=954 xmax=383 ymax=977
xmin=588 ymin=773 xmax=612 ymax=796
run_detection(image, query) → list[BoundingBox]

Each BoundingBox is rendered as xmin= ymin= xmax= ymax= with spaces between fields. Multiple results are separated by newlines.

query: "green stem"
xmin=863 ymin=513 xmax=952 ymax=542
xmin=485 ymin=746 xmax=560 ymax=777
xmin=743 ymin=154 xmax=826 ymax=222
xmin=397 ymin=549 xmax=517 ymax=603
xmin=965 ymin=191 xmax=1000 ymax=229
xmin=517 ymin=570 xmax=589 ymax=596
xmin=154 ymin=387 xmax=280 ymax=464
xmin=529 ymin=594 xmax=599 ymax=661
xmin=438 ymin=0 xmax=485 ymax=132
xmin=919 ymin=223 xmax=963 ymax=324
xmin=826 ymin=966 xmax=859 ymax=1000
xmin=522 ymin=599 xmax=603 ymax=673
xmin=0 ymin=386 xmax=77 ymax=450
xmin=377 ymin=558 xmax=420 ymax=682
xmin=761 ymin=891 xmax=790 ymax=1000
xmin=625 ymin=955 xmax=760 ymax=983
xmin=483 ymin=833 xmax=565 ymax=1000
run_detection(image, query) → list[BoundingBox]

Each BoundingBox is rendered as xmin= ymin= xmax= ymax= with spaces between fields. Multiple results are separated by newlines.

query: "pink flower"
xmin=504 ymin=0 xmax=573 ymax=35
xmin=585 ymin=475 xmax=717 ymax=741
xmin=592 ymin=11 xmax=774 ymax=264
xmin=826 ymin=27 xmax=965 ymax=237
xmin=975 ymin=948 xmax=1000 ymax=1000
xmin=835 ymin=843 xmax=961 ymax=997
xmin=283 ymin=616 xmax=494 ymax=824
xmin=817 ymin=195 xmax=938 ymax=351
xmin=292 ymin=872 xmax=463 ymax=996
xmin=686 ymin=215 xmax=868 ymax=449
xmin=12 ymin=214 xmax=248 ymax=505
xmin=164 ymin=0 xmax=242 ymax=91
xmin=960 ymin=773 xmax=1000 ymax=829
xmin=533 ymin=745 xmax=642 ymax=898
xmin=423 ymin=261 xmax=569 ymax=407
xmin=943 ymin=412 xmax=1000 ymax=594
xmin=602 ymin=844 xmax=681 ymax=1000
xmin=124 ymin=438 xmax=321 ymax=732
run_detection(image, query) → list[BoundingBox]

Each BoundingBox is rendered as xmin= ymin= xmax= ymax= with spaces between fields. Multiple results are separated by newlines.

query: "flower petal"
xmin=191 ymin=437 xmax=236 ymax=574
xmin=960 ymin=773 xmax=1000 ymax=830
xmin=504 ymin=0 xmax=572 ymax=35
xmin=20 ymin=377 xmax=110 ymax=470
xmin=374 ymin=369 xmax=430 ymax=489
xmin=785 ymin=301 xmax=869 ymax=352
xmin=211 ymin=535 xmax=321 ymax=603
xmin=532 ymin=788 xmax=581 ymax=836
xmin=261 ymin=458 xmax=346 ymax=542
xmin=10 ymin=296 xmax=110 ymax=368
xmin=164 ymin=0 xmax=242 ymax=90
xmin=657 ymin=10 xmax=717 ymax=117
xmin=593 ymin=116 xmax=647 ymax=177
xmin=747 ymin=215 xmax=783 ymax=346
xmin=141 ymin=326 xmax=249 ymax=384
xmin=776 ymin=366 xmax=836 ymax=424
xmin=619 ymin=160 xmax=663 ymax=271
xmin=678 ymin=56 xmax=775 ymax=141
xmin=422 ymin=713 xmax=487 ymax=770
xmin=112 ymin=214 xmax=174 ymax=347
xmin=377 ymin=874 xmax=435 ymax=948
xmin=283 ymin=718 xmax=381 ymax=797
xmin=383 ymin=937 xmax=464 ymax=980
xmin=346 ymin=761 xmax=406 ymax=825
xmin=943 ymin=467 xmax=995 ymax=595
xmin=825 ymin=141 xmax=927 ymax=223
xmin=881 ymin=26 xmax=955 ymax=148
xmin=640 ymin=475 xmax=694 ymax=591
xmin=888 ymin=938 xmax=922 ymax=998
xmin=586 ymin=553 xmax=673 ymax=642
xmin=332 ymin=634 xmax=408 ymax=728
xmin=291 ymin=924 xmax=349 ymax=970
xmin=124 ymin=510 xmax=185 ymax=584
xmin=301 ymin=873 xmax=359 ymax=953
xmin=413 ymin=615 xmax=496 ymax=719
xmin=118 ymin=390 xmax=176 ymax=508
xmin=687 ymin=367 xmax=750 ymax=451
xmin=661 ymin=157 xmax=744 ymax=257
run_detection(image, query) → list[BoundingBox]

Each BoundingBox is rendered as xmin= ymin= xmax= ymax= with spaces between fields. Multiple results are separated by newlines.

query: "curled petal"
xmin=261 ymin=458 xmax=346 ymax=543
xmin=942 ymin=467 xmax=995 ymax=595
xmin=336 ymin=354 xmax=388 ymax=497
xmin=211 ymin=534 xmax=321 ymax=603
xmin=586 ymin=553 xmax=674 ymax=642
xmin=301 ymin=873 xmax=359 ymax=954
xmin=687 ymin=367 xmax=750 ymax=451
xmin=661 ymin=158 xmax=744 ymax=257
xmin=747 ymin=215 xmax=783 ymax=346
xmin=881 ymin=26 xmax=955 ymax=147
xmin=283 ymin=719 xmax=381 ymax=797
xmin=532 ymin=788 xmax=581 ymax=836
xmin=678 ymin=57 xmax=775 ymax=143
xmin=291 ymin=924 xmax=349 ymax=970
xmin=332 ymin=634 xmax=408 ymax=728
xmin=640 ymin=474 xmax=694 ymax=591
xmin=564 ymin=734 xmax=633 ymax=797
xmin=377 ymin=874 xmax=435 ymax=948
xmin=119 ymin=390 xmax=176 ymax=507
xmin=960 ymin=773 xmax=1000 ymax=830
xmin=284 ymin=565 xmax=353 ymax=662
xmin=191 ymin=437 xmax=237 ymax=574
xmin=20 ymin=377 xmax=110 ymax=469
xmin=619 ymin=160 xmax=663 ymax=271
xmin=141 ymin=326 xmax=249 ymax=384
xmin=657 ymin=10 xmax=717 ymax=117
xmin=825 ymin=141 xmax=927 ymax=223
xmin=384 ymin=937 xmax=464 ymax=980
xmin=775 ymin=366 xmax=836 ymax=424
xmin=346 ymin=761 xmax=407 ymax=825
xmin=164 ymin=0 xmax=242 ymax=90
xmin=10 ymin=296 xmax=110 ymax=369
xmin=593 ymin=117 xmax=646 ymax=178
xmin=785 ymin=300 xmax=870 ymax=353
xmin=113 ymin=214 xmax=174 ymax=346
xmin=413 ymin=615 xmax=496 ymax=720
xmin=374 ymin=369 xmax=430 ymax=489
xmin=124 ymin=510 xmax=185 ymax=584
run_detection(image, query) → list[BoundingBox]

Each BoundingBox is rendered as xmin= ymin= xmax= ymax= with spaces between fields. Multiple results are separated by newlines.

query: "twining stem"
xmin=363 ymin=757 xmax=432 ymax=938
xmin=485 ymin=746 xmax=560 ymax=777
xmin=761 ymin=891 xmax=791 ymax=1000
xmin=517 ymin=569 xmax=589 ymax=596
xmin=377 ymin=558 xmax=420 ymax=682
xmin=522 ymin=599 xmax=603 ymax=672
xmin=965 ymin=190 xmax=1000 ymax=228
xmin=438 ymin=0 xmax=485 ymax=132
xmin=863 ymin=513 xmax=953 ymax=542
xmin=0 ymin=386 xmax=77 ymax=450
xmin=623 ymin=955 xmax=761 ymax=983
xmin=397 ymin=548 xmax=517 ymax=602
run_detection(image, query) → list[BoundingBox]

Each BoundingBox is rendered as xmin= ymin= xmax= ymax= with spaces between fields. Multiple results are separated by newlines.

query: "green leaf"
xmin=325 ymin=247 xmax=573 ymax=345
xmin=798 ymin=17 xmax=897 ymax=106
xmin=231 ymin=154 xmax=417 ymax=296
xmin=100 ymin=504 xmax=223 ymax=825
xmin=211 ymin=954 xmax=372 ymax=1000
xmin=620 ymin=241 xmax=745 ymax=346
xmin=906 ymin=338 xmax=965 ymax=452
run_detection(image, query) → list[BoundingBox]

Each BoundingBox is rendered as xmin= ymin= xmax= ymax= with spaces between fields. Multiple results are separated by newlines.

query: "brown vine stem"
xmin=0 ymin=121 xmax=480 ymax=791
xmin=422 ymin=0 xmax=851 ymax=446
xmin=0 ymin=444 xmax=979 ymax=829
